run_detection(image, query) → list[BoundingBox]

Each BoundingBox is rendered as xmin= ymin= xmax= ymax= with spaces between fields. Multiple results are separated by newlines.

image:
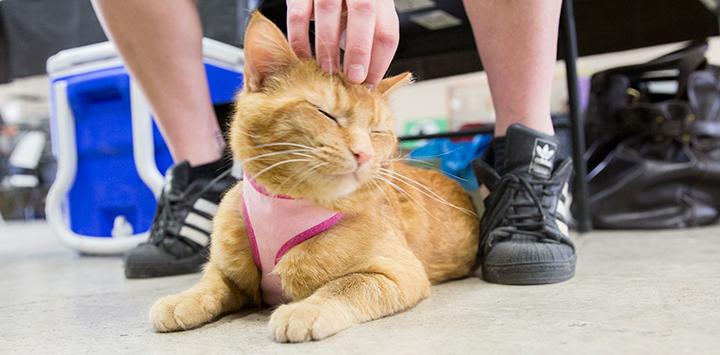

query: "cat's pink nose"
xmin=353 ymin=151 xmax=374 ymax=166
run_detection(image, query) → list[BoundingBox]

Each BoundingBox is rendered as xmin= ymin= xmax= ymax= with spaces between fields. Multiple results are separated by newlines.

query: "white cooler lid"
xmin=47 ymin=38 xmax=244 ymax=78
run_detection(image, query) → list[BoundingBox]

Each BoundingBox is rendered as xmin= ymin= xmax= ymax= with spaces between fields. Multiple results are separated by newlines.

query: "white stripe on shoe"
xmin=557 ymin=199 xmax=570 ymax=222
xmin=562 ymin=182 xmax=571 ymax=205
xmin=553 ymin=182 xmax=571 ymax=236
xmin=556 ymin=219 xmax=570 ymax=237
xmin=185 ymin=212 xmax=213 ymax=233
xmin=179 ymin=226 xmax=210 ymax=247
xmin=194 ymin=198 xmax=219 ymax=216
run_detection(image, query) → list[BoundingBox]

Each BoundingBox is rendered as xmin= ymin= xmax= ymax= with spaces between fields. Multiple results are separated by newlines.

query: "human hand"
xmin=286 ymin=0 xmax=400 ymax=87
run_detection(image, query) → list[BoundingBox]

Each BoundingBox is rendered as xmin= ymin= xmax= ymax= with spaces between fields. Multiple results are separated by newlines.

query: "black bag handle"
xmin=593 ymin=40 xmax=708 ymax=97
xmin=648 ymin=40 xmax=708 ymax=95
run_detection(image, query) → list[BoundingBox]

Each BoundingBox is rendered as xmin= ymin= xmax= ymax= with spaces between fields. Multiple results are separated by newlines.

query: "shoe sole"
xmin=125 ymin=254 xmax=208 ymax=279
xmin=482 ymin=256 xmax=576 ymax=285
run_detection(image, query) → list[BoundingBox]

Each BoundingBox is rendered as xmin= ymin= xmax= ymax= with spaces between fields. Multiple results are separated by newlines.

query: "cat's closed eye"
xmin=370 ymin=130 xmax=392 ymax=135
xmin=310 ymin=103 xmax=339 ymax=125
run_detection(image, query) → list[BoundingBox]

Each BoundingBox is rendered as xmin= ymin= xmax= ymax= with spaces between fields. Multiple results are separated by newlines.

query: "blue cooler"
xmin=46 ymin=39 xmax=244 ymax=254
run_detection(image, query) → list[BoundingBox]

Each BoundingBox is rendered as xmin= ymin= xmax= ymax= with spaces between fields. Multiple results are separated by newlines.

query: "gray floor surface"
xmin=1 ymin=222 xmax=719 ymax=354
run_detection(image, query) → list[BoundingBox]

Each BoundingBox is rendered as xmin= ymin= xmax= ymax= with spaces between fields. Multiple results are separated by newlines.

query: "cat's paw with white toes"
xmin=150 ymin=293 xmax=213 ymax=332
xmin=269 ymin=302 xmax=352 ymax=342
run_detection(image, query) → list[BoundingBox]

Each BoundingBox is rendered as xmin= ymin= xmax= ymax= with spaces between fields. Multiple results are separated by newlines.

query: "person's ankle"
xmin=494 ymin=115 xmax=555 ymax=137
xmin=177 ymin=128 xmax=227 ymax=169
xmin=188 ymin=158 xmax=228 ymax=180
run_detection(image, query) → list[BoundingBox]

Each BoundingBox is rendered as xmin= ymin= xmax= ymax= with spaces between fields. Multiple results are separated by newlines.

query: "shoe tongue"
xmin=504 ymin=124 xmax=559 ymax=180
xmin=164 ymin=161 xmax=191 ymax=194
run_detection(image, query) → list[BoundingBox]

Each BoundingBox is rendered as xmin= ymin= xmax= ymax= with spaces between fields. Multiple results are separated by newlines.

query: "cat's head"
xmin=230 ymin=12 xmax=411 ymax=205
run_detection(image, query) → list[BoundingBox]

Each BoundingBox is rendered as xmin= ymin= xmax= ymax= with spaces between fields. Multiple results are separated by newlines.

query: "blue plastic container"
xmin=46 ymin=39 xmax=243 ymax=253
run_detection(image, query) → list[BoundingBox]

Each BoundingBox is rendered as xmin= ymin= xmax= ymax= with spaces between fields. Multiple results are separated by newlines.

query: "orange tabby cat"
xmin=150 ymin=12 xmax=479 ymax=342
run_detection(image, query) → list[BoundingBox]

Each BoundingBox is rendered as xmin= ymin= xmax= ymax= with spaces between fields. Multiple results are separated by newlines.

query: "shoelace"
xmin=505 ymin=177 xmax=554 ymax=230
xmin=149 ymin=169 xmax=234 ymax=246
xmin=482 ymin=173 xmax=563 ymax=249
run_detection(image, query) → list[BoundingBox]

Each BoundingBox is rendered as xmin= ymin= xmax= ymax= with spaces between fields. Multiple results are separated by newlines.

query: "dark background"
xmin=0 ymin=0 xmax=717 ymax=83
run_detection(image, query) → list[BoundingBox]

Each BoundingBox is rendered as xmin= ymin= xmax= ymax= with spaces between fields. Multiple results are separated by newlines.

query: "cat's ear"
xmin=243 ymin=12 xmax=299 ymax=92
xmin=377 ymin=72 xmax=413 ymax=95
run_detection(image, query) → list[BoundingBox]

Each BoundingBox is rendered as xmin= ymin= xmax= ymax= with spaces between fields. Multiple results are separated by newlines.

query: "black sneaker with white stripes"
xmin=124 ymin=161 xmax=236 ymax=279
xmin=472 ymin=124 xmax=576 ymax=285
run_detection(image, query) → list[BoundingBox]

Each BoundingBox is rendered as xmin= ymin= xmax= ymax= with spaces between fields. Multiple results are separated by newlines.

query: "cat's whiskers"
xmin=378 ymin=168 xmax=477 ymax=218
xmin=393 ymin=150 xmax=414 ymax=162
xmin=376 ymin=172 xmax=445 ymax=220
xmin=387 ymin=157 xmax=433 ymax=165
xmin=252 ymin=158 xmax=314 ymax=181
xmin=387 ymin=146 xmax=466 ymax=170
xmin=369 ymin=178 xmax=393 ymax=206
xmin=279 ymin=161 xmax=328 ymax=193
xmin=286 ymin=162 xmax=329 ymax=195
xmin=385 ymin=158 xmax=469 ymax=182
xmin=379 ymin=169 xmax=477 ymax=218
xmin=236 ymin=129 xmax=262 ymax=139
xmin=373 ymin=174 xmax=443 ymax=222
xmin=392 ymin=145 xmax=466 ymax=160
xmin=277 ymin=163 xmax=315 ymax=191
xmin=240 ymin=149 xmax=315 ymax=166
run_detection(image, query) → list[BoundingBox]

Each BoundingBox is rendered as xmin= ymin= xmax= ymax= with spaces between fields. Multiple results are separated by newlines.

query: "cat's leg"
xmin=150 ymin=263 xmax=248 ymax=332
xmin=150 ymin=185 xmax=259 ymax=332
xmin=269 ymin=254 xmax=431 ymax=342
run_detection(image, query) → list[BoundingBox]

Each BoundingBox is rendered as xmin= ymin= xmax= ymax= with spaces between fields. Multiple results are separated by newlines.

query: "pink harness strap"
xmin=241 ymin=175 xmax=342 ymax=305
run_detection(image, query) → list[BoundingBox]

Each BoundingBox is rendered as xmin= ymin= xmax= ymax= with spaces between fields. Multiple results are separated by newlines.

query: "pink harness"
xmin=241 ymin=175 xmax=343 ymax=305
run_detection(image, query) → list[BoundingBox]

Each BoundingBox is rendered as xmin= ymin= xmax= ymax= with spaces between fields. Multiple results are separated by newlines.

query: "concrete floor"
xmin=1 ymin=222 xmax=719 ymax=354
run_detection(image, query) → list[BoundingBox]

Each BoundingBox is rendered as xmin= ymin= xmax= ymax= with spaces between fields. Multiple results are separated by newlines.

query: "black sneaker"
xmin=472 ymin=124 xmax=576 ymax=285
xmin=124 ymin=160 xmax=236 ymax=279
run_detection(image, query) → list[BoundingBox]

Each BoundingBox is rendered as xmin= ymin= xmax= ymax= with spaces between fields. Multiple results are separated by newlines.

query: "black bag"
xmin=585 ymin=40 xmax=720 ymax=229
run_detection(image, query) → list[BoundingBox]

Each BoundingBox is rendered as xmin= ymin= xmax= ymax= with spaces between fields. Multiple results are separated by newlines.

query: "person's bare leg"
xmin=92 ymin=0 xmax=224 ymax=165
xmin=463 ymin=0 xmax=562 ymax=136
xmin=465 ymin=0 xmax=576 ymax=286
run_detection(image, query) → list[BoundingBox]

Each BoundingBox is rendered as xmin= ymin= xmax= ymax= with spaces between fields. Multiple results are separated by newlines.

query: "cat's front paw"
xmin=269 ymin=302 xmax=353 ymax=342
xmin=150 ymin=293 xmax=213 ymax=332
